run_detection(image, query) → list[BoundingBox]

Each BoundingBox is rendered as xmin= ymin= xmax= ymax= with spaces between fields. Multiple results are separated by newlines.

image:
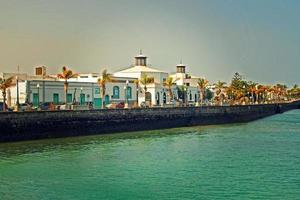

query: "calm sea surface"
xmin=0 ymin=110 xmax=300 ymax=200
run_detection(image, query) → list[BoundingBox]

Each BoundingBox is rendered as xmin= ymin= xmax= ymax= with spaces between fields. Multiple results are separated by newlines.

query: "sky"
xmin=0 ymin=0 xmax=299 ymax=86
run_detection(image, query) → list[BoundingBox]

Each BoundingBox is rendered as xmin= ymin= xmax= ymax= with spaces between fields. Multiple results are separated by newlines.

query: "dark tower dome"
xmin=135 ymin=50 xmax=147 ymax=66
xmin=176 ymin=60 xmax=186 ymax=73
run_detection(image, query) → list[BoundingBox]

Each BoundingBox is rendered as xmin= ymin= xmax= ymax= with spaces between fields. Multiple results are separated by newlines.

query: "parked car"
xmin=0 ymin=102 xmax=8 ymax=111
xmin=105 ymin=103 xmax=116 ymax=109
xmin=19 ymin=103 xmax=31 ymax=111
xmin=40 ymin=102 xmax=52 ymax=111
xmin=56 ymin=104 xmax=66 ymax=110
xmin=0 ymin=102 xmax=13 ymax=112
xmin=140 ymin=101 xmax=150 ymax=108
xmin=116 ymin=102 xmax=125 ymax=109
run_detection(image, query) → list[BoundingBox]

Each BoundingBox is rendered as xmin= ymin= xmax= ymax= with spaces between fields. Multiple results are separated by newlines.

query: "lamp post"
xmin=184 ymin=87 xmax=187 ymax=107
xmin=255 ymin=84 xmax=259 ymax=104
xmin=124 ymin=80 xmax=129 ymax=108
xmin=161 ymin=88 xmax=165 ymax=107
xmin=136 ymin=88 xmax=139 ymax=107
xmin=80 ymin=87 xmax=83 ymax=105
xmin=16 ymin=76 xmax=20 ymax=111
xmin=37 ymin=83 xmax=40 ymax=109
xmin=42 ymin=71 xmax=45 ymax=104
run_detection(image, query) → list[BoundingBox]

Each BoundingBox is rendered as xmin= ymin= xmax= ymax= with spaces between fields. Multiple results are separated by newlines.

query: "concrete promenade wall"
xmin=0 ymin=101 xmax=299 ymax=142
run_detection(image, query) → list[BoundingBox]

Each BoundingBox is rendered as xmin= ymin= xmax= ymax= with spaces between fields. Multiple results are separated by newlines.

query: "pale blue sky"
xmin=0 ymin=0 xmax=299 ymax=85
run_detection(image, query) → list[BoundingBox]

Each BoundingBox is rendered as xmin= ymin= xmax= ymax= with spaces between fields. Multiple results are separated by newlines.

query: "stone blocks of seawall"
xmin=0 ymin=101 xmax=299 ymax=142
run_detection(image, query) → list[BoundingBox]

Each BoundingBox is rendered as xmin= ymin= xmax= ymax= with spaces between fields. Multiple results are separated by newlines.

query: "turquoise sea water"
xmin=0 ymin=110 xmax=300 ymax=200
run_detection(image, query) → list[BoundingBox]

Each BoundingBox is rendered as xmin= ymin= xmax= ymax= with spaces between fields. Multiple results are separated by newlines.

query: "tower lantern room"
xmin=176 ymin=62 xmax=186 ymax=74
xmin=135 ymin=50 xmax=147 ymax=66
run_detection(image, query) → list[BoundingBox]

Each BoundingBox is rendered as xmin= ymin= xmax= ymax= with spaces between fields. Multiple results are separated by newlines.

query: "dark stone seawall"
xmin=0 ymin=101 xmax=299 ymax=142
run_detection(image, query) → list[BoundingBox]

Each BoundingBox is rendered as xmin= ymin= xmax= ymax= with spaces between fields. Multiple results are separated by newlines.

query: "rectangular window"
xmin=126 ymin=87 xmax=132 ymax=99
xmin=95 ymin=88 xmax=100 ymax=94
xmin=67 ymin=94 xmax=72 ymax=103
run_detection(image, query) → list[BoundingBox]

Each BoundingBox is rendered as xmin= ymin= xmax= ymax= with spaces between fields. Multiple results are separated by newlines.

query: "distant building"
xmin=114 ymin=52 xmax=169 ymax=106
xmin=2 ymin=68 xmax=137 ymax=109
xmin=1 ymin=51 xmax=206 ymax=109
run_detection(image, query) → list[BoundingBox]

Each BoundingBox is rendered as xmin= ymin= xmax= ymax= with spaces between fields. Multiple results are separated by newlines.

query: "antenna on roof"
xmin=180 ymin=59 xmax=182 ymax=65
xmin=139 ymin=49 xmax=142 ymax=55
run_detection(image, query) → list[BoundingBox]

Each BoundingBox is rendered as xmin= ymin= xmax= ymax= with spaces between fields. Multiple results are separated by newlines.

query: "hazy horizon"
xmin=1 ymin=0 xmax=299 ymax=86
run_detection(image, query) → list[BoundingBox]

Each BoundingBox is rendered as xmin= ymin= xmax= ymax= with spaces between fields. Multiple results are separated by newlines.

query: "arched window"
xmin=113 ymin=86 xmax=119 ymax=99
xmin=127 ymin=87 xmax=132 ymax=99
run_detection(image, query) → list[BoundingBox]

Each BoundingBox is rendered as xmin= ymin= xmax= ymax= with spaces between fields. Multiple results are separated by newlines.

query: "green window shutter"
xmin=67 ymin=94 xmax=72 ymax=103
xmin=53 ymin=93 xmax=59 ymax=105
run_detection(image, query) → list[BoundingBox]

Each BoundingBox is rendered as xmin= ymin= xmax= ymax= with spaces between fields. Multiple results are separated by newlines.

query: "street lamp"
xmin=124 ymin=80 xmax=129 ymax=108
xmin=16 ymin=76 xmax=19 ymax=111
xmin=37 ymin=83 xmax=40 ymax=109
xmin=255 ymin=84 xmax=259 ymax=104
xmin=136 ymin=88 xmax=139 ymax=107
xmin=161 ymin=88 xmax=165 ymax=107
xmin=184 ymin=87 xmax=187 ymax=107
xmin=80 ymin=87 xmax=83 ymax=105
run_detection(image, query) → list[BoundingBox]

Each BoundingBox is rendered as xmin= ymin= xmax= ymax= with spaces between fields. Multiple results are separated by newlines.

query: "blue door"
xmin=53 ymin=93 xmax=59 ymax=105
xmin=80 ymin=94 xmax=85 ymax=105
xmin=104 ymin=95 xmax=110 ymax=106
xmin=94 ymin=98 xmax=102 ymax=109
xmin=67 ymin=94 xmax=72 ymax=104
xmin=33 ymin=93 xmax=39 ymax=107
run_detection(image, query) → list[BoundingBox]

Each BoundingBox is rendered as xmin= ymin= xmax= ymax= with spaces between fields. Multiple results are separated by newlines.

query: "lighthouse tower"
xmin=135 ymin=50 xmax=147 ymax=66
xmin=175 ymin=61 xmax=187 ymax=85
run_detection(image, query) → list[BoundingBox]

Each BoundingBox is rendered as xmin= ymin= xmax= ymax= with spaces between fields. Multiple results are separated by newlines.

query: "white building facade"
xmin=1 ymin=52 xmax=205 ymax=109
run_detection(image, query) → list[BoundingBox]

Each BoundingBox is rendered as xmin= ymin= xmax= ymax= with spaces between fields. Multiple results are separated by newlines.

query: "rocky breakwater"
xmin=0 ymin=101 xmax=299 ymax=142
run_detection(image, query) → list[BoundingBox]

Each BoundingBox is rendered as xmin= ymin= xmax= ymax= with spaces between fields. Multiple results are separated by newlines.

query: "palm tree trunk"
xmin=144 ymin=86 xmax=147 ymax=103
xmin=102 ymin=85 xmax=105 ymax=109
xmin=201 ymin=89 xmax=204 ymax=105
xmin=168 ymin=87 xmax=173 ymax=104
xmin=2 ymin=90 xmax=6 ymax=112
xmin=64 ymin=81 xmax=68 ymax=105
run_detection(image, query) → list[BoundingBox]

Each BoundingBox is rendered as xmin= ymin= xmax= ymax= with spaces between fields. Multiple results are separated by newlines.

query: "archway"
xmin=163 ymin=92 xmax=167 ymax=104
xmin=156 ymin=92 xmax=160 ymax=105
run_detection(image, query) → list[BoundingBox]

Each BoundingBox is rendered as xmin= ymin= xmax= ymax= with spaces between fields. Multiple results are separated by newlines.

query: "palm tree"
xmin=0 ymin=76 xmax=14 ymax=111
xmin=140 ymin=74 xmax=154 ymax=102
xmin=197 ymin=78 xmax=209 ymax=105
xmin=247 ymin=82 xmax=257 ymax=104
xmin=214 ymin=81 xmax=226 ymax=105
xmin=288 ymin=84 xmax=300 ymax=99
xmin=273 ymin=84 xmax=287 ymax=102
xmin=97 ymin=69 xmax=112 ymax=108
xmin=57 ymin=66 xmax=78 ymax=105
xmin=163 ymin=76 xmax=178 ymax=104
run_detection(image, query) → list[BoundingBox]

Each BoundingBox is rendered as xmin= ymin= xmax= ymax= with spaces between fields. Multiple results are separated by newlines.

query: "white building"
xmin=1 ymin=51 xmax=206 ymax=109
xmin=114 ymin=53 xmax=170 ymax=106
xmin=113 ymin=53 xmax=201 ymax=106
xmin=3 ymin=72 xmax=138 ymax=109
xmin=168 ymin=63 xmax=199 ymax=105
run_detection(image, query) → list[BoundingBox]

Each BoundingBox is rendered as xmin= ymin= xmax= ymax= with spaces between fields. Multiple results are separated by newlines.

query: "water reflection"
xmin=0 ymin=125 xmax=222 ymax=158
